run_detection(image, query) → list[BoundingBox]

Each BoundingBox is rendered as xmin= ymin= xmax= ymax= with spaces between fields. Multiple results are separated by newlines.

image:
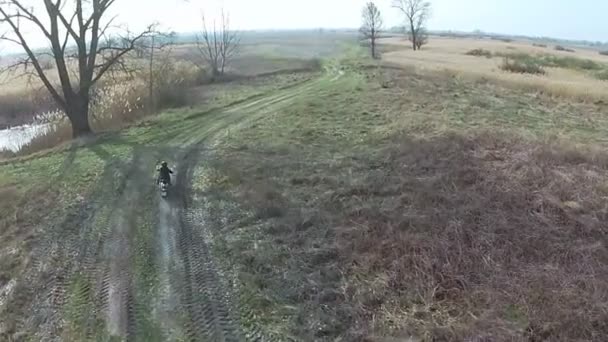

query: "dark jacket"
xmin=158 ymin=165 xmax=173 ymax=183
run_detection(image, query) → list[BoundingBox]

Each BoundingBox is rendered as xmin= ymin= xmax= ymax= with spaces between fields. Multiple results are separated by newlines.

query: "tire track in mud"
xmin=154 ymin=74 xmax=342 ymax=341
xmin=72 ymin=149 xmax=153 ymax=340
xmin=32 ymin=147 xmax=165 ymax=341
xmin=21 ymin=147 xmax=144 ymax=340
xmin=161 ymin=148 xmax=244 ymax=341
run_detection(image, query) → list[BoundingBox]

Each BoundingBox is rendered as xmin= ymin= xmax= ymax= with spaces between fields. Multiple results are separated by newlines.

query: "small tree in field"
xmin=414 ymin=27 xmax=428 ymax=50
xmin=392 ymin=0 xmax=431 ymax=51
xmin=0 ymin=0 xmax=155 ymax=138
xmin=360 ymin=2 xmax=383 ymax=59
xmin=196 ymin=9 xmax=240 ymax=80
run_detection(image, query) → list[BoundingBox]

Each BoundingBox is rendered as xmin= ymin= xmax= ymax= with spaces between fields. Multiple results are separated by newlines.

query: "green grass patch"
xmin=63 ymin=274 xmax=106 ymax=339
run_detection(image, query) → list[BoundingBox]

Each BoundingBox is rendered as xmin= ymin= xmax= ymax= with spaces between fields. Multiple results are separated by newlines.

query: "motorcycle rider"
xmin=157 ymin=161 xmax=174 ymax=186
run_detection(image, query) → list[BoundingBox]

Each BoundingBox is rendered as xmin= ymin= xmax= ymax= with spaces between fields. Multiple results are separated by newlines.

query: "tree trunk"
xmin=66 ymin=96 xmax=92 ymax=138
xmin=371 ymin=37 xmax=376 ymax=58
xmin=211 ymin=66 xmax=220 ymax=82
xmin=410 ymin=21 xmax=417 ymax=51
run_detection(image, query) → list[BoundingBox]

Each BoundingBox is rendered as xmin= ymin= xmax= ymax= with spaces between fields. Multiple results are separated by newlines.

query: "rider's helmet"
xmin=161 ymin=161 xmax=168 ymax=167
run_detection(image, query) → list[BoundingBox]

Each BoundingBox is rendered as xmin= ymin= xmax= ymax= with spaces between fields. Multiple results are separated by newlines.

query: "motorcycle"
xmin=159 ymin=179 xmax=169 ymax=198
xmin=156 ymin=163 xmax=175 ymax=199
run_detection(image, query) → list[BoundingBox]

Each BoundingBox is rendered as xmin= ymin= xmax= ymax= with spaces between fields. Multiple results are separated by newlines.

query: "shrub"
xmin=306 ymin=58 xmax=323 ymax=71
xmin=495 ymin=52 xmax=603 ymax=71
xmin=533 ymin=43 xmax=547 ymax=48
xmin=465 ymin=48 xmax=492 ymax=58
xmin=491 ymin=37 xmax=513 ymax=43
xmin=0 ymin=147 xmax=16 ymax=160
xmin=15 ymin=62 xmax=201 ymax=154
xmin=152 ymin=61 xmax=200 ymax=109
xmin=500 ymin=57 xmax=546 ymax=75
xmin=542 ymin=55 xmax=602 ymax=70
xmin=595 ymin=69 xmax=608 ymax=81
xmin=599 ymin=51 xmax=608 ymax=56
xmin=0 ymin=88 xmax=59 ymax=126
xmin=555 ymin=45 xmax=575 ymax=52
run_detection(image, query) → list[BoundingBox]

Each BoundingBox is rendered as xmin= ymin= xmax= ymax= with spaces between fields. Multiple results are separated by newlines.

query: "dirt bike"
xmin=159 ymin=179 xmax=170 ymax=198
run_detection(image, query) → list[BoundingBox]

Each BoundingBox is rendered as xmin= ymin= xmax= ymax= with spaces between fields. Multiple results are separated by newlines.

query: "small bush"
xmin=306 ymin=58 xmax=323 ymax=71
xmin=495 ymin=52 xmax=603 ymax=71
xmin=0 ymin=147 xmax=16 ymax=160
xmin=0 ymin=88 xmax=59 ymax=127
xmin=533 ymin=43 xmax=547 ymax=48
xmin=40 ymin=59 xmax=54 ymax=70
xmin=491 ymin=37 xmax=513 ymax=43
xmin=543 ymin=55 xmax=602 ymax=70
xmin=465 ymin=48 xmax=492 ymax=58
xmin=152 ymin=61 xmax=200 ymax=109
xmin=555 ymin=45 xmax=575 ymax=52
xmin=500 ymin=57 xmax=546 ymax=75
xmin=599 ymin=51 xmax=608 ymax=56
xmin=595 ymin=69 xmax=608 ymax=81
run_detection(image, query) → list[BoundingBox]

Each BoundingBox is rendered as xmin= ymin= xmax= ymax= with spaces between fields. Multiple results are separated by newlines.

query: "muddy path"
xmin=172 ymin=148 xmax=244 ymax=341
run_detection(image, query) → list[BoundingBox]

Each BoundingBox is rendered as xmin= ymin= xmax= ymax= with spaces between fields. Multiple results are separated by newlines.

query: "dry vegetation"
xmin=465 ymin=48 xmax=492 ymax=58
xmin=0 ymin=40 xmax=327 ymax=156
xmin=555 ymin=45 xmax=576 ymax=53
xmin=381 ymin=37 xmax=608 ymax=101
xmin=499 ymin=57 xmax=546 ymax=75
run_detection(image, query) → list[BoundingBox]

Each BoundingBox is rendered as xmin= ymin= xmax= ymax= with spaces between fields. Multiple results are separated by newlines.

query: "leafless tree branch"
xmin=392 ymin=0 xmax=431 ymax=51
xmin=360 ymin=1 xmax=383 ymax=59
xmin=0 ymin=0 xmax=156 ymax=137
xmin=196 ymin=9 xmax=240 ymax=80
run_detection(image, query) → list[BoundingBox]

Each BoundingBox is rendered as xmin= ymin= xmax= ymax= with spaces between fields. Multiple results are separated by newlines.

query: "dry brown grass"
xmin=7 ymin=60 xmax=204 ymax=155
xmin=335 ymin=132 xmax=608 ymax=340
xmin=217 ymin=130 xmax=608 ymax=341
xmin=0 ymin=88 xmax=58 ymax=128
xmin=381 ymin=37 xmax=608 ymax=102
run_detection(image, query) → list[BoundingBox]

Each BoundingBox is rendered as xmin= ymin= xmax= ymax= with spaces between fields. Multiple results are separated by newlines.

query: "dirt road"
xmin=12 ymin=74 xmax=333 ymax=341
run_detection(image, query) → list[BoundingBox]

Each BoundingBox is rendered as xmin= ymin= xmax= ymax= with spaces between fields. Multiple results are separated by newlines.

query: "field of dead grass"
xmin=381 ymin=37 xmax=608 ymax=102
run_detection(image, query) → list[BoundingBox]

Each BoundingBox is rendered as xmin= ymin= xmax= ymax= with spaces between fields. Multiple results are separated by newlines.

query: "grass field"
xmin=382 ymin=36 xmax=608 ymax=102
xmin=1 ymin=33 xmax=608 ymax=341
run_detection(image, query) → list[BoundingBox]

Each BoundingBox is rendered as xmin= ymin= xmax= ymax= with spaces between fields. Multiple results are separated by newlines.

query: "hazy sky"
xmin=1 ymin=0 xmax=607 ymax=52
xmin=116 ymin=0 xmax=607 ymax=42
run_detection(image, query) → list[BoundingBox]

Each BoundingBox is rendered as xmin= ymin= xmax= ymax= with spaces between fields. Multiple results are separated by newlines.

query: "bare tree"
xmin=0 ymin=0 xmax=155 ymax=137
xmin=144 ymin=32 xmax=174 ymax=110
xmin=392 ymin=0 xmax=431 ymax=51
xmin=360 ymin=1 xmax=383 ymax=59
xmin=196 ymin=9 xmax=240 ymax=80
